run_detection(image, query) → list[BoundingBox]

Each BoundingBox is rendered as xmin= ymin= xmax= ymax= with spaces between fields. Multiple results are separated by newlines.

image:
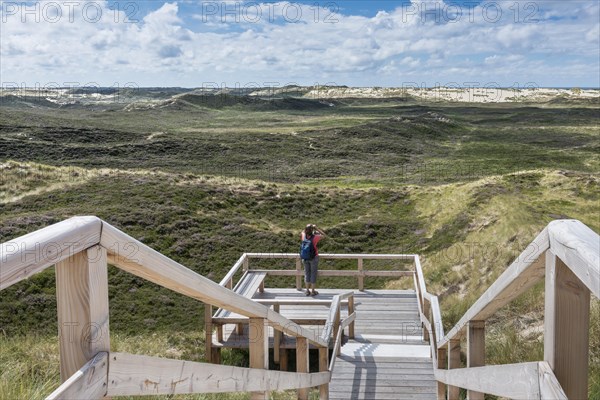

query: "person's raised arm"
xmin=314 ymin=225 xmax=327 ymax=237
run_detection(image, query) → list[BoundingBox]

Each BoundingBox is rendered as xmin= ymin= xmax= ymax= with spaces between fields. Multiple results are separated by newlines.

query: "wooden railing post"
xmin=319 ymin=347 xmax=329 ymax=400
xmin=296 ymin=258 xmax=302 ymax=290
xmin=204 ymin=304 xmax=213 ymax=363
xmin=447 ymin=339 xmax=460 ymax=400
xmin=55 ymin=246 xmax=110 ymax=382
xmin=296 ymin=337 xmax=309 ymax=400
xmin=467 ymin=320 xmax=485 ymax=400
xmin=437 ymin=347 xmax=447 ymax=400
xmin=357 ymin=258 xmax=364 ymax=291
xmin=333 ymin=307 xmax=341 ymax=356
xmin=249 ymin=318 xmax=269 ymax=400
xmin=348 ymin=295 xmax=355 ymax=339
xmin=280 ymin=348 xmax=288 ymax=371
xmin=423 ymin=299 xmax=431 ymax=342
xmin=544 ymin=249 xmax=590 ymax=400
xmin=274 ymin=304 xmax=281 ymax=364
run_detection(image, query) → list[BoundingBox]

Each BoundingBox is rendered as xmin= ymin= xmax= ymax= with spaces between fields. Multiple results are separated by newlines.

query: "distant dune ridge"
xmin=0 ymin=85 xmax=598 ymax=109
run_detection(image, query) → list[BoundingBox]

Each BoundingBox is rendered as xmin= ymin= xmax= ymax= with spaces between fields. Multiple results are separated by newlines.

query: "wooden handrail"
xmin=547 ymin=219 xmax=599 ymax=298
xmin=245 ymin=253 xmax=416 ymax=260
xmin=0 ymin=216 xmax=102 ymax=291
xmin=434 ymin=361 xmax=567 ymax=399
xmin=437 ymin=220 xmax=599 ymax=349
xmin=106 ymin=352 xmax=330 ymax=396
xmin=243 ymin=253 xmax=415 ymax=292
xmin=245 ymin=269 xmax=412 ymax=277
xmin=254 ymin=299 xmax=349 ymax=306
xmin=320 ymin=291 xmax=353 ymax=342
xmin=437 ymin=227 xmax=550 ymax=348
xmin=219 ymin=253 xmax=247 ymax=287
xmin=414 ymin=255 xmax=427 ymax=311
xmin=327 ymin=313 xmax=355 ymax=372
xmin=427 ymin=220 xmax=598 ymax=399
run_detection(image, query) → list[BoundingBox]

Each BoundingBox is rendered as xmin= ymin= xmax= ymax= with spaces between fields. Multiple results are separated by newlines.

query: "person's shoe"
xmin=311 ymin=290 xmax=319 ymax=296
xmin=306 ymin=290 xmax=311 ymax=296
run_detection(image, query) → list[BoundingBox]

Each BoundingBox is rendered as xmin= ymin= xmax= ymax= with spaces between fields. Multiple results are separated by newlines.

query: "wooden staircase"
xmin=1 ymin=217 xmax=597 ymax=400
xmin=329 ymin=290 xmax=436 ymax=399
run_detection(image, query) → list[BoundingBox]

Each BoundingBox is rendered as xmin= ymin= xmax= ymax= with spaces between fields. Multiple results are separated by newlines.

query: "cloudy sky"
xmin=1 ymin=0 xmax=599 ymax=88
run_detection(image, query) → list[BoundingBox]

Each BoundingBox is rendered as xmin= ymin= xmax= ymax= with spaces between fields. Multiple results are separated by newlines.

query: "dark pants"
xmin=303 ymin=256 xmax=319 ymax=284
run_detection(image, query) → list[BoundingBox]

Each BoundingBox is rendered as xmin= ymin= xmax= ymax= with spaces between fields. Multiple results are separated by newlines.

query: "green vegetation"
xmin=0 ymin=94 xmax=598 ymax=399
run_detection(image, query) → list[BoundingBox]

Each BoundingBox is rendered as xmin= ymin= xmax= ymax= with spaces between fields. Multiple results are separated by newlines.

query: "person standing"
xmin=300 ymin=224 xmax=326 ymax=296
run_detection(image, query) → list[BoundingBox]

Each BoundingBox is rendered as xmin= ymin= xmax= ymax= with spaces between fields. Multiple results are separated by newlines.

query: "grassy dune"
xmin=0 ymin=98 xmax=598 ymax=398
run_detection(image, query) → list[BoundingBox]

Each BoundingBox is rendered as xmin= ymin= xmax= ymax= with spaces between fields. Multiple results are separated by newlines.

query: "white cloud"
xmin=0 ymin=0 xmax=598 ymax=87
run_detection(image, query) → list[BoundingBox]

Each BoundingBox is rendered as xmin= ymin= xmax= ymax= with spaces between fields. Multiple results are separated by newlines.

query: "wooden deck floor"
xmin=212 ymin=288 xmax=436 ymax=399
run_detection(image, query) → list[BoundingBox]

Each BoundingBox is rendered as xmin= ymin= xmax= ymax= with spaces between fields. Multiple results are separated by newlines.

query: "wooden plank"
xmin=537 ymin=361 xmax=567 ymax=400
xmin=214 ymin=316 xmax=328 ymax=325
xmin=1 ymin=216 xmax=102 ymax=290
xmin=45 ymin=352 xmax=108 ymax=400
xmin=214 ymin=271 xmax=258 ymax=318
xmin=249 ymin=318 xmax=268 ymax=400
xmin=332 ymin=362 xmax=434 ymax=371
xmin=547 ymin=219 xmax=599 ymax=298
xmin=544 ymin=252 xmax=590 ymax=400
xmin=447 ymin=339 xmax=460 ymax=400
xmin=358 ymin=258 xmax=364 ymax=291
xmin=240 ymin=272 xmax=266 ymax=298
xmin=56 ymin=248 xmax=109 ymax=381
xmin=254 ymin=299 xmax=349 ymax=306
xmin=296 ymin=337 xmax=309 ymax=400
xmin=439 ymin=227 xmax=549 ymax=348
xmin=329 ymin=378 xmax=436 ymax=387
xmin=331 ymin=372 xmax=435 ymax=380
xmin=101 ymin=222 xmax=327 ymax=347
xmin=435 ymin=362 xmax=541 ymax=399
xmin=330 ymin=393 xmax=434 ymax=400
xmin=319 ymin=347 xmax=329 ymax=400
xmin=467 ymin=321 xmax=485 ymax=400
xmin=107 ymin=352 xmax=330 ymax=396
xmin=328 ymin=385 xmax=435 ymax=394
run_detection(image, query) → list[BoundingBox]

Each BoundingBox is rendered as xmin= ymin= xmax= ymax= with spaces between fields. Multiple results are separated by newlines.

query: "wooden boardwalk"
xmin=4 ymin=219 xmax=595 ymax=400
xmin=213 ymin=287 xmax=437 ymax=398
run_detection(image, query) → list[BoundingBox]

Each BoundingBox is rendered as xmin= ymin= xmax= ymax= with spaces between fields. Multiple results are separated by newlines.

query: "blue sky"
xmin=1 ymin=1 xmax=599 ymax=87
